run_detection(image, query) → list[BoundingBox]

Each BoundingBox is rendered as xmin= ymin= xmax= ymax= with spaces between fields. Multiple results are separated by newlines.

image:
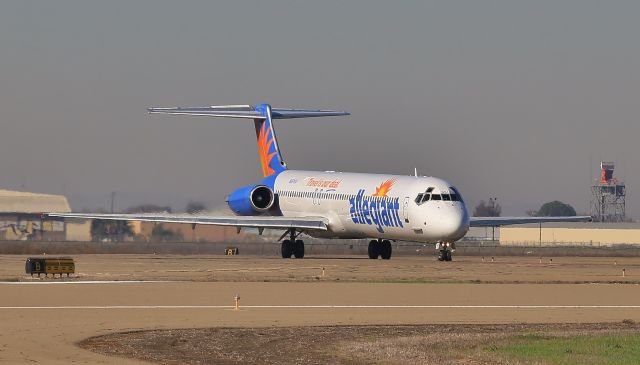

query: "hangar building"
xmin=0 ymin=189 xmax=90 ymax=241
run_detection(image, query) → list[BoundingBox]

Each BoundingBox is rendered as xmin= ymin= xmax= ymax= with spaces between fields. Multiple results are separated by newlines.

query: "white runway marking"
xmin=0 ymin=280 xmax=177 ymax=285
xmin=1 ymin=305 xmax=640 ymax=309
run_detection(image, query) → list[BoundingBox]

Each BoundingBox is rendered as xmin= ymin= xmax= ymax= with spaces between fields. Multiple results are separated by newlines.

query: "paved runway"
xmin=2 ymin=281 xmax=640 ymax=364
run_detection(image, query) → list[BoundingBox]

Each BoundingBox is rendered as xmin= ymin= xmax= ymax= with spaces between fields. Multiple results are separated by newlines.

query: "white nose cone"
xmin=436 ymin=206 xmax=470 ymax=241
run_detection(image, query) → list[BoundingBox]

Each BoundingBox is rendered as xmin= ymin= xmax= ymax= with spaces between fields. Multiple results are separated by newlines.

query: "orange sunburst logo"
xmin=372 ymin=178 xmax=396 ymax=197
xmin=257 ymin=122 xmax=277 ymax=177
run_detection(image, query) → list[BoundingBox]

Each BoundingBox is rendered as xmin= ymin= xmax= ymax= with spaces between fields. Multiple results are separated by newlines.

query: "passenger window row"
xmin=276 ymin=190 xmax=394 ymax=203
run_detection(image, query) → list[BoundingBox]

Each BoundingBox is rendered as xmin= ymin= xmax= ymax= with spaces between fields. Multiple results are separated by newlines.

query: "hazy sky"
xmin=1 ymin=1 xmax=639 ymax=216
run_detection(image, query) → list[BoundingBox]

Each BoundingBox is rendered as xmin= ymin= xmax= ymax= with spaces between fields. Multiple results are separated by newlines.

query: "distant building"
xmin=0 ymin=188 xmax=70 ymax=213
xmin=500 ymin=222 xmax=640 ymax=246
xmin=0 ymin=188 xmax=90 ymax=241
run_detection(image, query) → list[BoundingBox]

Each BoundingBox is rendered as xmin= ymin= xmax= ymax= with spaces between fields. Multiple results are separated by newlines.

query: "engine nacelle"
xmin=226 ymin=184 xmax=275 ymax=215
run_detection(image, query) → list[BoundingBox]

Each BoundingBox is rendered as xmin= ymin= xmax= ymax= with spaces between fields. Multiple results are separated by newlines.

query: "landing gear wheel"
xmin=368 ymin=240 xmax=380 ymax=259
xmin=281 ymin=240 xmax=293 ymax=258
xmin=380 ymin=240 xmax=392 ymax=260
xmin=293 ymin=240 xmax=305 ymax=259
xmin=445 ymin=250 xmax=452 ymax=261
xmin=438 ymin=249 xmax=453 ymax=261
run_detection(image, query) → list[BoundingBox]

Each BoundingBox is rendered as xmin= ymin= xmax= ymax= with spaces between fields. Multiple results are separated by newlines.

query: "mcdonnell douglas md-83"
xmin=48 ymin=104 xmax=590 ymax=261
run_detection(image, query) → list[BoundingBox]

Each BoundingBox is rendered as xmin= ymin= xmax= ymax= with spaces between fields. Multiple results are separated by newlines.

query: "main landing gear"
xmin=436 ymin=241 xmax=454 ymax=262
xmin=368 ymin=239 xmax=392 ymax=260
xmin=281 ymin=229 xmax=304 ymax=259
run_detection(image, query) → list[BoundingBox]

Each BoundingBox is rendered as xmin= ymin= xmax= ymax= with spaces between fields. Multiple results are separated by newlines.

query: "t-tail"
xmin=148 ymin=103 xmax=349 ymax=177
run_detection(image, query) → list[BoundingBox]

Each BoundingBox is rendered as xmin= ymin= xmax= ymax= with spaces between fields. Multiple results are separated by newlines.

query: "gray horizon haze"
xmin=1 ymin=1 xmax=638 ymax=217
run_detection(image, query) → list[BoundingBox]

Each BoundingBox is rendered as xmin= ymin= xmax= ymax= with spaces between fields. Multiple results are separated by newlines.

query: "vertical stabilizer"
xmin=254 ymin=104 xmax=287 ymax=177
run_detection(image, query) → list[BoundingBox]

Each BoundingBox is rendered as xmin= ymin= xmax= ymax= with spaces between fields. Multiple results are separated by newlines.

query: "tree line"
xmin=473 ymin=199 xmax=577 ymax=217
xmin=91 ymin=200 xmax=208 ymax=242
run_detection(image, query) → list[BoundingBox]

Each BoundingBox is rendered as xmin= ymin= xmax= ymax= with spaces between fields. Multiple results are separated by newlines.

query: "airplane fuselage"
xmin=273 ymin=170 xmax=470 ymax=243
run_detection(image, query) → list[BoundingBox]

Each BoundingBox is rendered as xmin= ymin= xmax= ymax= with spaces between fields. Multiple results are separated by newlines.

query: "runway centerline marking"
xmin=2 ymin=305 xmax=640 ymax=309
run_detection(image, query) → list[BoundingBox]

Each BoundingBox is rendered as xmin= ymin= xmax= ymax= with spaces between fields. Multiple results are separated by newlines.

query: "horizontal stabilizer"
xmin=270 ymin=108 xmax=350 ymax=119
xmin=148 ymin=106 xmax=264 ymax=119
xmin=148 ymin=104 xmax=349 ymax=119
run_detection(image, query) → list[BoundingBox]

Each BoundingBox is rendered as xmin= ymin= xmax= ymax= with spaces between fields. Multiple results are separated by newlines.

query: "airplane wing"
xmin=470 ymin=216 xmax=592 ymax=227
xmin=45 ymin=213 xmax=328 ymax=231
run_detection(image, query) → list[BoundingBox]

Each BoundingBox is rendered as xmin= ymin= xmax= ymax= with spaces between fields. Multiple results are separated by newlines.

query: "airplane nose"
xmin=437 ymin=207 xmax=469 ymax=241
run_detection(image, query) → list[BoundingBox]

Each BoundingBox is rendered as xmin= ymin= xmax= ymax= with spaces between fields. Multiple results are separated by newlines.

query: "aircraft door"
xmin=403 ymin=197 xmax=410 ymax=223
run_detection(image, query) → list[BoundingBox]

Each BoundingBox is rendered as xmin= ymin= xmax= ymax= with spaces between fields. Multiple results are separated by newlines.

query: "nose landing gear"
xmin=436 ymin=241 xmax=455 ymax=262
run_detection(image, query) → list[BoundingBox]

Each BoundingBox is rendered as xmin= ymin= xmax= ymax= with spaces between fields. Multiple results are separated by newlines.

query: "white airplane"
xmin=48 ymin=104 xmax=591 ymax=261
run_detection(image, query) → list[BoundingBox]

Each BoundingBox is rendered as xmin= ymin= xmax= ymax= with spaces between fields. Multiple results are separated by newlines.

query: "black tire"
xmin=380 ymin=240 xmax=392 ymax=260
xmin=368 ymin=240 xmax=379 ymax=259
xmin=445 ymin=250 xmax=453 ymax=261
xmin=293 ymin=240 xmax=305 ymax=259
xmin=281 ymin=240 xmax=293 ymax=258
xmin=438 ymin=251 xmax=445 ymax=261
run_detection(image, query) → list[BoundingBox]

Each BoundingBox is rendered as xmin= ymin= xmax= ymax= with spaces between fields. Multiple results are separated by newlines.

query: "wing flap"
xmin=470 ymin=216 xmax=592 ymax=227
xmin=46 ymin=213 xmax=328 ymax=231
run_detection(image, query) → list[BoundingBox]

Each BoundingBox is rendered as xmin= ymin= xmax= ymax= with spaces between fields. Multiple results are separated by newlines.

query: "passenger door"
xmin=403 ymin=197 xmax=410 ymax=223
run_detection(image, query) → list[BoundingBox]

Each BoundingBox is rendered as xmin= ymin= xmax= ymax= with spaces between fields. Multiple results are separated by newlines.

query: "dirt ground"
xmin=1 ymin=254 xmax=639 ymax=283
xmin=2 ymin=255 xmax=640 ymax=364
xmin=81 ymin=323 xmax=640 ymax=365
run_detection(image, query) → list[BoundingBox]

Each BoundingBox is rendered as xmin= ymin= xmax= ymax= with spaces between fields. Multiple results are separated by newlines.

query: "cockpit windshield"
xmin=415 ymin=186 xmax=463 ymax=205
xmin=449 ymin=186 xmax=464 ymax=202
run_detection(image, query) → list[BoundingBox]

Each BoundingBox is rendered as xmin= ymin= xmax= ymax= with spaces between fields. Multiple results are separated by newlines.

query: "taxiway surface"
xmin=1 ymin=255 xmax=640 ymax=364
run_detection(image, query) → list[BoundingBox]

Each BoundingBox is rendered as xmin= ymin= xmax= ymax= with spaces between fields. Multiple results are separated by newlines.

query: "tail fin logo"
xmin=373 ymin=178 xmax=396 ymax=197
xmin=257 ymin=122 xmax=277 ymax=177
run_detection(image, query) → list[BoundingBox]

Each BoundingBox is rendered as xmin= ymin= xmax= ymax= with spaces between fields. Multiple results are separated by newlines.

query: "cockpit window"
xmin=450 ymin=187 xmax=464 ymax=202
xmin=417 ymin=187 xmax=457 ymax=205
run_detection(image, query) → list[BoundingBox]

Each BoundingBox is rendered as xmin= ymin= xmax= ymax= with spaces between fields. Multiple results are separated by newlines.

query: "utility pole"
xmin=490 ymin=197 xmax=498 ymax=241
